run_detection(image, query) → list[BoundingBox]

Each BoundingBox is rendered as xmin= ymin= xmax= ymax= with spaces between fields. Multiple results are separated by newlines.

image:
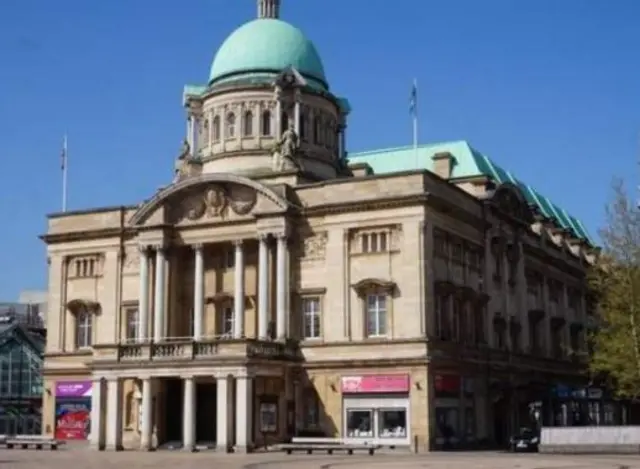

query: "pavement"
xmin=0 ymin=449 xmax=639 ymax=469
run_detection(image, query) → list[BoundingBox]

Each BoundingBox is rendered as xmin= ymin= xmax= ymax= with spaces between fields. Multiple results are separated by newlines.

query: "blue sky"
xmin=0 ymin=0 xmax=638 ymax=300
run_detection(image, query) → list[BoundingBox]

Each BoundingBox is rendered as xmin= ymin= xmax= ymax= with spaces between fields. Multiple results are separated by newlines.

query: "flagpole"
xmin=62 ymin=134 xmax=68 ymax=212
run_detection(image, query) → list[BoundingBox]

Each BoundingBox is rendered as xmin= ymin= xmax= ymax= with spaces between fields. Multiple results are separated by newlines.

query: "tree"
xmin=589 ymin=179 xmax=640 ymax=398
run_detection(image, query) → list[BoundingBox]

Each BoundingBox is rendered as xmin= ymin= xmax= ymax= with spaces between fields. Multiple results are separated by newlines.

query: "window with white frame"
xmin=302 ymin=297 xmax=321 ymax=339
xmin=366 ymin=294 xmax=387 ymax=337
xmin=125 ymin=308 xmax=139 ymax=341
xmin=75 ymin=309 xmax=93 ymax=348
xmin=221 ymin=307 xmax=234 ymax=336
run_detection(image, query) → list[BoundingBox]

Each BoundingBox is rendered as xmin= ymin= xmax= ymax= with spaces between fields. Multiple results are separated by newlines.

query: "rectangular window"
xmin=125 ymin=308 xmax=139 ymax=341
xmin=302 ymin=297 xmax=321 ymax=339
xmin=366 ymin=294 xmax=387 ymax=337
xmin=303 ymin=391 xmax=320 ymax=427
xmin=378 ymin=408 xmax=407 ymax=439
xmin=346 ymin=409 xmax=373 ymax=438
xmin=75 ymin=311 xmax=92 ymax=348
xmin=221 ymin=307 xmax=234 ymax=336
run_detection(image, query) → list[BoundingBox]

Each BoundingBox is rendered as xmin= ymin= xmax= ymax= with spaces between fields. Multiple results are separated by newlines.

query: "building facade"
xmin=0 ymin=311 xmax=45 ymax=435
xmin=41 ymin=0 xmax=599 ymax=452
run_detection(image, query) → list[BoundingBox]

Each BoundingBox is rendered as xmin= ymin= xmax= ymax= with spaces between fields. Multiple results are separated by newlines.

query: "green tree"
xmin=589 ymin=180 xmax=640 ymax=398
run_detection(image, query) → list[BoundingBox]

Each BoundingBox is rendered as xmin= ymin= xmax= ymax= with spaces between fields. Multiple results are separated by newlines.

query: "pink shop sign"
xmin=341 ymin=374 xmax=410 ymax=394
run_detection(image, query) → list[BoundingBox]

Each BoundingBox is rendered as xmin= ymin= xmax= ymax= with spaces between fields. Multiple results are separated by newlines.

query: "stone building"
xmin=41 ymin=0 xmax=600 ymax=452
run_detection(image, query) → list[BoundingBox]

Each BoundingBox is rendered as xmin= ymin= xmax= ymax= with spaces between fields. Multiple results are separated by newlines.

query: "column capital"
xmin=257 ymin=232 xmax=271 ymax=242
xmin=138 ymin=244 xmax=151 ymax=254
xmin=192 ymin=243 xmax=204 ymax=251
xmin=233 ymin=239 xmax=244 ymax=247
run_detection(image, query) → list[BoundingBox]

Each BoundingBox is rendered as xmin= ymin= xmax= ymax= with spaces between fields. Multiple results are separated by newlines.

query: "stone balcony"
xmin=91 ymin=336 xmax=301 ymax=368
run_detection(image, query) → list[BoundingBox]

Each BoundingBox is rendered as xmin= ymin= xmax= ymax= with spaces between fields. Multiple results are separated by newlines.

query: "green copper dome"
xmin=209 ymin=18 xmax=328 ymax=89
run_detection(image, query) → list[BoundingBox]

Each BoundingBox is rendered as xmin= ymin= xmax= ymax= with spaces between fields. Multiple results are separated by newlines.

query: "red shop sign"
xmin=341 ymin=374 xmax=410 ymax=394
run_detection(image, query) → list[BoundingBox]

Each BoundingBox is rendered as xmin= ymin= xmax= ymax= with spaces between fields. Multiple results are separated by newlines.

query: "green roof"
xmin=350 ymin=140 xmax=594 ymax=245
xmin=209 ymin=18 xmax=328 ymax=90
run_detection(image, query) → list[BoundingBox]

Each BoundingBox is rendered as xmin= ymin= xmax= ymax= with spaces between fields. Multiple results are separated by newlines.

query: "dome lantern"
xmin=258 ymin=0 xmax=280 ymax=19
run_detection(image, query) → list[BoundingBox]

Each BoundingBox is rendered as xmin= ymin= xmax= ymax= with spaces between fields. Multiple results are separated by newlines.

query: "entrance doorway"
xmin=196 ymin=382 xmax=216 ymax=443
xmin=164 ymin=378 xmax=183 ymax=444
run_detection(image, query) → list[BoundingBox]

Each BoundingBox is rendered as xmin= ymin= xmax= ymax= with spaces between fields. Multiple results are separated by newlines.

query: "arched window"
xmin=212 ymin=116 xmax=221 ymax=141
xmin=226 ymin=113 xmax=236 ymax=139
xmin=281 ymin=112 xmax=289 ymax=133
xmin=75 ymin=308 xmax=93 ymax=349
xmin=201 ymin=119 xmax=210 ymax=146
xmin=243 ymin=111 xmax=253 ymax=137
xmin=261 ymin=110 xmax=271 ymax=136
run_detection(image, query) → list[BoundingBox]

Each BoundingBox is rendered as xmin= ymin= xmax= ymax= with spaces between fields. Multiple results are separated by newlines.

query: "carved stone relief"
xmin=123 ymin=246 xmax=139 ymax=273
xmin=300 ymin=232 xmax=328 ymax=260
xmin=170 ymin=183 xmax=258 ymax=223
xmin=228 ymin=184 xmax=258 ymax=215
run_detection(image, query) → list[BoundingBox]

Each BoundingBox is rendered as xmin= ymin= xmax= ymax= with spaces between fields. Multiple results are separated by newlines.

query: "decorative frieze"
xmin=299 ymin=232 xmax=328 ymax=260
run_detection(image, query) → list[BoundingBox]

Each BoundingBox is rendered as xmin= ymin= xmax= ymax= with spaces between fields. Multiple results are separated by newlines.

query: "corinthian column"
xmin=276 ymin=234 xmax=288 ymax=340
xmin=138 ymin=245 xmax=150 ymax=342
xmin=193 ymin=244 xmax=204 ymax=340
xmin=153 ymin=247 xmax=166 ymax=341
xmin=258 ymin=235 xmax=269 ymax=339
xmin=234 ymin=240 xmax=245 ymax=338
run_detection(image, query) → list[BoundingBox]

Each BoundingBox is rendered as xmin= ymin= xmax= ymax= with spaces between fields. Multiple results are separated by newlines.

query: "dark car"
xmin=508 ymin=427 xmax=539 ymax=452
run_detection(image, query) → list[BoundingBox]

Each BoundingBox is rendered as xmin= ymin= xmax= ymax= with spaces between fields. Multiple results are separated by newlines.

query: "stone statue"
xmin=271 ymin=124 xmax=300 ymax=172
xmin=173 ymin=139 xmax=201 ymax=182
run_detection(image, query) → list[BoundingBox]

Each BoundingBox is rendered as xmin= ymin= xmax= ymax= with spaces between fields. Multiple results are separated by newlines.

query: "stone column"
xmin=140 ymin=378 xmax=153 ymax=450
xmin=275 ymin=86 xmax=282 ymax=139
xmin=234 ymin=240 xmax=245 ymax=338
xmin=89 ymin=378 xmax=104 ymax=450
xmin=189 ymin=115 xmax=198 ymax=157
xmin=182 ymin=377 xmax=195 ymax=451
xmin=105 ymin=379 xmax=123 ymax=451
xmin=276 ymin=234 xmax=287 ymax=340
xmin=258 ymin=235 xmax=269 ymax=339
xmin=153 ymin=247 xmax=166 ymax=341
xmin=138 ymin=246 xmax=150 ymax=342
xmin=216 ymin=376 xmax=230 ymax=452
xmin=294 ymin=90 xmax=301 ymax=135
xmin=193 ymin=244 xmax=204 ymax=340
xmin=235 ymin=375 xmax=253 ymax=452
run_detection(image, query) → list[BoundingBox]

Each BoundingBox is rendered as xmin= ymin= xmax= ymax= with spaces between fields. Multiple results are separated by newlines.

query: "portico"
xmin=89 ymin=367 xmax=267 ymax=452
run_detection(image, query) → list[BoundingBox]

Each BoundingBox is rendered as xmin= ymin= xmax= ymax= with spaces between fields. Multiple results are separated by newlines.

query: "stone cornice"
xmin=40 ymin=227 xmax=135 ymax=245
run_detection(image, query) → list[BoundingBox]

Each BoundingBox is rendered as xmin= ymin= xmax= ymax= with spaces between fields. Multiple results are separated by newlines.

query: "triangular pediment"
xmin=129 ymin=173 xmax=289 ymax=226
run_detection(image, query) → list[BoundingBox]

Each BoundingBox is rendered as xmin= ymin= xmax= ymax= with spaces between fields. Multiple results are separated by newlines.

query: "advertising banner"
xmin=54 ymin=381 xmax=92 ymax=440
xmin=54 ymin=399 xmax=91 ymax=440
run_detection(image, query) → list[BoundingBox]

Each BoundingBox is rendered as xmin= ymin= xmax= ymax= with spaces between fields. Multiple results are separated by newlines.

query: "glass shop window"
xmin=346 ymin=409 xmax=373 ymax=438
xmin=378 ymin=408 xmax=407 ymax=438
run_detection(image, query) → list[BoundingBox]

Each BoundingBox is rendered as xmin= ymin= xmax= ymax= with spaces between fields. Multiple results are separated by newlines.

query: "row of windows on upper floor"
xmin=70 ymin=292 xmax=391 ymax=349
xmin=198 ymin=110 xmax=338 ymax=148
xmin=435 ymin=228 xmax=587 ymax=309
xmin=433 ymin=290 xmax=586 ymax=359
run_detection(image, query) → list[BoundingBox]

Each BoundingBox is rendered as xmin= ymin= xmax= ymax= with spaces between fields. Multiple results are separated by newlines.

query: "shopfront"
xmin=341 ymin=374 xmax=410 ymax=445
xmin=54 ymin=380 xmax=92 ymax=440
xmin=433 ymin=373 xmax=477 ymax=447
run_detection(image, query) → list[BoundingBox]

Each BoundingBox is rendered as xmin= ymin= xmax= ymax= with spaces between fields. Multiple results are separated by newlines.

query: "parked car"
xmin=508 ymin=427 xmax=539 ymax=452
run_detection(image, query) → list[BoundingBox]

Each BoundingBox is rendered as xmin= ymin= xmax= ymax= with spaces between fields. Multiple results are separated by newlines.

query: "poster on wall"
xmin=54 ymin=381 xmax=92 ymax=440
